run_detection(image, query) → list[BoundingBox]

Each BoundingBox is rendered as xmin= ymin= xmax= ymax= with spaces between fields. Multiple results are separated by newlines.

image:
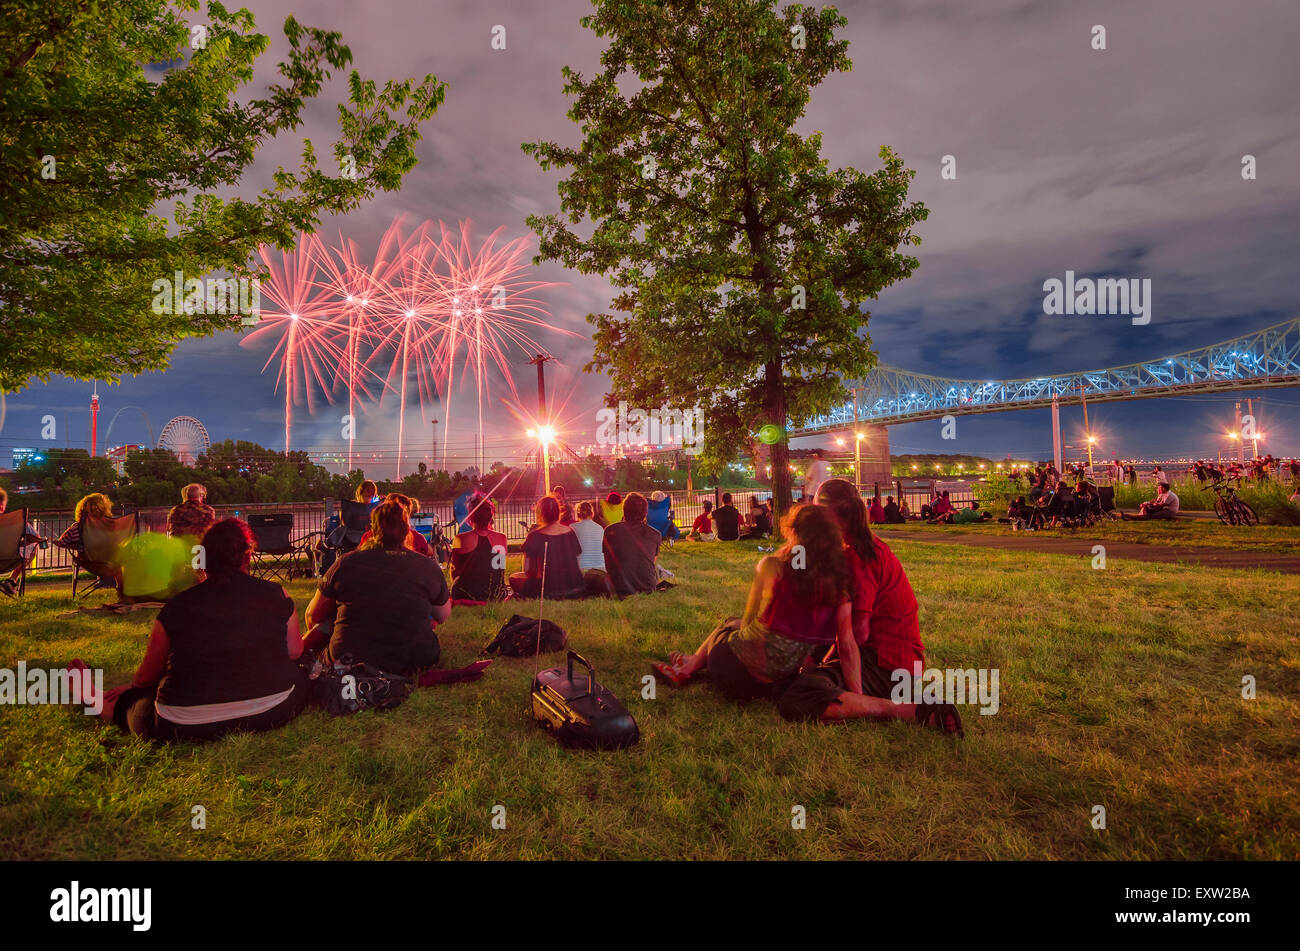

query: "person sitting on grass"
xmin=304 ymin=500 xmax=451 ymax=676
xmin=571 ymin=500 xmax=613 ymax=596
xmin=650 ymin=504 xmax=859 ymax=701
xmin=712 ymin=492 xmax=741 ymax=541
xmin=920 ymin=490 xmax=955 ymax=523
xmin=100 ymin=518 xmax=309 ymax=742
xmin=882 ymin=495 xmax=905 ymax=524
xmin=509 ymin=496 xmax=587 ymax=600
xmin=738 ymin=496 xmax=773 ymax=540
xmin=603 ymin=492 xmax=663 ymax=597
xmin=450 ymin=497 xmax=508 ymax=601
xmin=868 ymin=495 xmax=885 ymax=524
xmin=598 ymin=491 xmax=623 ymax=527
xmin=689 ymin=500 xmax=716 ymax=540
xmin=359 ymin=493 xmax=433 ymax=556
xmin=1121 ymin=481 xmax=1180 ymax=521
xmin=776 ymin=479 xmax=961 ymax=736
xmin=551 ymin=484 xmax=576 ymax=525
xmin=952 ymin=500 xmax=989 ymax=524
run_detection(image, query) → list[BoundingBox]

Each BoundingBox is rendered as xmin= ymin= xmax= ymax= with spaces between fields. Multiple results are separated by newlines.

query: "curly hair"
xmin=74 ymin=492 xmax=113 ymax=523
xmin=778 ymin=503 xmax=852 ymax=604
xmin=535 ymin=495 xmax=561 ymax=526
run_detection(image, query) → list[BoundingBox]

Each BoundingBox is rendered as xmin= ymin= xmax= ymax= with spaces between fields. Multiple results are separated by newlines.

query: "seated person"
xmin=738 ymin=496 xmax=773 ymax=540
xmin=101 ymin=519 xmax=309 ymax=742
xmin=359 ymin=493 xmax=433 ymax=556
xmin=55 ymin=491 xmax=115 ymax=558
xmin=952 ymin=500 xmax=988 ymax=523
xmin=712 ymin=493 xmax=741 ymax=541
xmin=651 ymin=504 xmax=857 ymax=699
xmin=777 ymin=479 xmax=960 ymax=735
xmin=882 ymin=495 xmax=905 ymax=524
xmin=355 ymin=480 xmax=381 ymax=506
xmin=603 ymin=492 xmax=663 ymax=597
xmin=598 ymin=491 xmax=624 ymax=527
xmin=647 ymin=491 xmax=681 ymax=542
xmin=551 ymin=484 xmax=576 ymax=526
xmin=867 ymin=496 xmax=885 ymax=524
xmin=304 ymin=500 xmax=451 ymax=675
xmin=166 ymin=483 xmax=217 ymax=540
xmin=509 ymin=496 xmax=587 ymax=599
xmin=1121 ymin=482 xmax=1180 ymax=521
xmin=689 ymin=500 xmax=716 ymax=540
xmin=0 ymin=488 xmax=41 ymax=597
xmin=450 ymin=498 xmax=508 ymax=601
xmin=920 ymin=490 xmax=955 ymax=523
xmin=571 ymin=501 xmax=613 ymax=596
xmin=1005 ymin=496 xmax=1030 ymax=528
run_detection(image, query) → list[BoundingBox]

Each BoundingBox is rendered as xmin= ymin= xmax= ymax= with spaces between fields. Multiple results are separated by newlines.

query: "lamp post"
xmin=528 ymin=425 xmax=555 ymax=496
xmin=1086 ymin=434 xmax=1096 ymax=470
xmin=855 ymin=432 xmax=863 ymax=491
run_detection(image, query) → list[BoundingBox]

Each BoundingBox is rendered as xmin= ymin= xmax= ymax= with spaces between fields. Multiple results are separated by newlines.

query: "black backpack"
xmin=483 ymin=614 xmax=567 ymax=658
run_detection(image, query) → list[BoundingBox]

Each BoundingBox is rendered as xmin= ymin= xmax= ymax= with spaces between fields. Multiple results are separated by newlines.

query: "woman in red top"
xmin=777 ymin=479 xmax=962 ymax=736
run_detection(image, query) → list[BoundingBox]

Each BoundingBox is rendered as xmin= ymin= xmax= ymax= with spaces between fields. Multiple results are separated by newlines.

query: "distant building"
xmin=11 ymin=447 xmax=44 ymax=469
xmin=106 ymin=444 xmax=142 ymax=475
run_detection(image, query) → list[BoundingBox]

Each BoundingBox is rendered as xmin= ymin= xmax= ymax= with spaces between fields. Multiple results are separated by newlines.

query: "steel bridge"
xmin=791 ymin=317 xmax=1300 ymax=435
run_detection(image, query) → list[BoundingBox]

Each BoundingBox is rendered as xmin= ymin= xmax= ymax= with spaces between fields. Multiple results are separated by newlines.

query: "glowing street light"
xmin=528 ymin=425 xmax=557 ymax=494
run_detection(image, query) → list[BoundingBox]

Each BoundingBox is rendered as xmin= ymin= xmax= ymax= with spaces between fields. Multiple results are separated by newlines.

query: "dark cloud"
xmin=9 ymin=0 xmax=1299 ymax=467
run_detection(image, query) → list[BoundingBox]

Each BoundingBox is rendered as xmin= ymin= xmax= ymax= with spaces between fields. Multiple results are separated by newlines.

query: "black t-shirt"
xmin=602 ymin=520 xmax=661 ymax=596
xmin=156 ymin=573 xmax=296 ymax=707
xmin=522 ymin=528 xmax=585 ymax=597
xmin=714 ymin=505 xmax=741 ymax=541
xmin=319 ymin=547 xmax=449 ymax=674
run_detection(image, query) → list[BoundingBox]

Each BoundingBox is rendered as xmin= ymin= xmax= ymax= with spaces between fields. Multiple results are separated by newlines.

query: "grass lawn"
xmin=880 ymin=517 xmax=1300 ymax=554
xmin=1 ymin=539 xmax=1297 ymax=860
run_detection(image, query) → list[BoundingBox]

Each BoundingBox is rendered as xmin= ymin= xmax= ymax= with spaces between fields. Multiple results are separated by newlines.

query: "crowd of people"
xmin=15 ymin=473 xmax=965 ymax=743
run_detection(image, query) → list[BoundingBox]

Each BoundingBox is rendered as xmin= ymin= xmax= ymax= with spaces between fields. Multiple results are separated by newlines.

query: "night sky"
xmin=6 ymin=0 xmax=1298 ymax=472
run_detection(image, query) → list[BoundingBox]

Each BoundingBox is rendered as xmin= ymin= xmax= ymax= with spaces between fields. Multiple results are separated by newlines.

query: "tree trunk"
xmin=765 ymin=358 xmax=794 ymax=519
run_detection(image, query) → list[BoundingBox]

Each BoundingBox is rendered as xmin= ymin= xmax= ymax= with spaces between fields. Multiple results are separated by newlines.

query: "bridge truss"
xmin=791 ymin=317 xmax=1300 ymax=434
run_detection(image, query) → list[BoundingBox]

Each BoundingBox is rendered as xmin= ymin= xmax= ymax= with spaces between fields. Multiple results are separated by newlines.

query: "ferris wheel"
xmin=158 ymin=415 xmax=211 ymax=465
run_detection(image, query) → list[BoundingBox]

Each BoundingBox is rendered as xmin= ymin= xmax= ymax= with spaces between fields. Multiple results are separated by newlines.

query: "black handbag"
xmin=308 ymin=654 xmax=413 ymax=715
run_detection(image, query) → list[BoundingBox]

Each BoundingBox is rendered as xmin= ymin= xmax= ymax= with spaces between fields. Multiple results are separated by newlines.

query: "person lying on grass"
xmin=651 ymin=503 xmax=861 ymax=702
xmin=777 ymin=479 xmax=962 ymax=737
xmin=304 ymin=500 xmax=451 ymax=676
xmin=95 ymin=518 xmax=310 ymax=742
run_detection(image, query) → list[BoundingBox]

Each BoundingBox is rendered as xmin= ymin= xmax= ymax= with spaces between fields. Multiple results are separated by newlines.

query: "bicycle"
xmin=1209 ymin=480 xmax=1258 ymax=526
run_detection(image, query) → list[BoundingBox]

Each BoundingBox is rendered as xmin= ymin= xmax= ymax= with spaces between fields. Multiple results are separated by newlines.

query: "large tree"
xmin=523 ymin=0 xmax=927 ymax=514
xmin=0 ymin=0 xmax=444 ymax=390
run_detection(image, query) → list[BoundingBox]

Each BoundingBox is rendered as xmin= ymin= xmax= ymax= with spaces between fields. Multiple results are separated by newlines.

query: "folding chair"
xmin=0 ymin=507 xmax=34 ymax=598
xmin=72 ymin=514 xmax=138 ymax=600
xmin=247 ymin=513 xmax=314 ymax=583
xmin=1096 ymin=485 xmax=1120 ymax=521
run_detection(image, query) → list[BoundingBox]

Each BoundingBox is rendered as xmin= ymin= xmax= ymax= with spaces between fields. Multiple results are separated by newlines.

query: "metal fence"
xmin=20 ymin=484 xmax=986 ymax=576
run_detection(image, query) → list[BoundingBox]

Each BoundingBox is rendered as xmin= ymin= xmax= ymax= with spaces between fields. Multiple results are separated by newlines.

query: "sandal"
xmin=915 ymin=700 xmax=964 ymax=738
xmin=651 ymin=661 xmax=691 ymax=687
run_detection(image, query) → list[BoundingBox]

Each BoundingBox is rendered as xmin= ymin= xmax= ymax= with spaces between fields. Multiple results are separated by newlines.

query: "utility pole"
xmin=1235 ymin=401 xmax=1244 ymax=465
xmin=90 ymin=383 xmax=99 ymax=457
xmin=528 ymin=354 xmax=554 ymax=495
xmin=430 ymin=418 xmax=439 ymax=472
xmin=1079 ymin=388 xmax=1094 ymax=471
xmin=1051 ymin=397 xmax=1062 ymax=473
xmin=1247 ymin=398 xmax=1259 ymax=458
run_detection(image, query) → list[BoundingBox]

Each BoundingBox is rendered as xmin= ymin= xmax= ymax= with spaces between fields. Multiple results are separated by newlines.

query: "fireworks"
xmin=242 ymin=218 xmax=571 ymax=476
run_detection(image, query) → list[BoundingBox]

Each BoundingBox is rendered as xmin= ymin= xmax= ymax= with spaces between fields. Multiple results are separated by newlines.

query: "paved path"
xmin=873 ymin=529 xmax=1300 ymax=573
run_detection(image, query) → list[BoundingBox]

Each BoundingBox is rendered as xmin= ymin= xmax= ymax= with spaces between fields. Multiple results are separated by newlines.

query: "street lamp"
xmin=854 ymin=432 xmax=863 ymax=491
xmin=527 ymin=425 xmax=556 ymax=495
xmin=1086 ymin=434 xmax=1096 ymax=469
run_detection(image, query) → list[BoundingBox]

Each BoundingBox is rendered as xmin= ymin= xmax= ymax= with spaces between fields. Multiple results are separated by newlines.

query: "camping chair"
xmin=1096 ymin=485 xmax=1120 ymax=521
xmin=0 ymin=507 xmax=35 ymax=598
xmin=317 ymin=499 xmax=373 ymax=572
xmin=247 ymin=513 xmax=316 ymax=583
xmin=72 ymin=514 xmax=138 ymax=600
